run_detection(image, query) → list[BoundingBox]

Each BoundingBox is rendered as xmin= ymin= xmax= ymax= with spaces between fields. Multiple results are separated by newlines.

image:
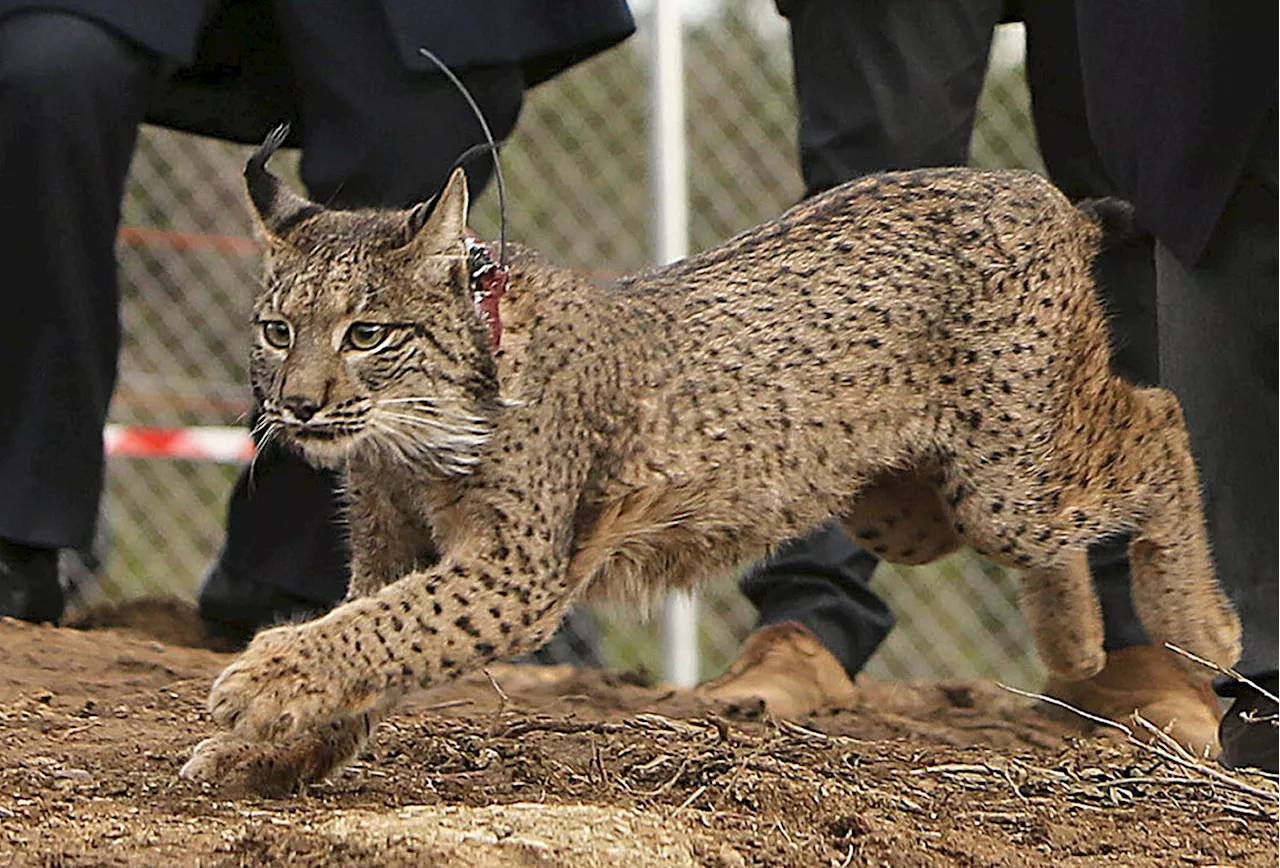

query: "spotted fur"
xmin=182 ymin=160 xmax=1240 ymax=795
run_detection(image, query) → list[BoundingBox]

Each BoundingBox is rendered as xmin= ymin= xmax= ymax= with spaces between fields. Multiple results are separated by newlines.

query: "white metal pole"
xmin=650 ymin=0 xmax=699 ymax=688
xmin=651 ymin=0 xmax=689 ymax=268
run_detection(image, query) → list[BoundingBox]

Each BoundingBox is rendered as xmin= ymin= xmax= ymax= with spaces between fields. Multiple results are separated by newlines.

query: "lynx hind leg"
xmin=1018 ymin=549 xmax=1106 ymax=681
xmin=181 ymin=711 xmax=378 ymax=797
xmin=842 ymin=468 xmax=961 ymax=565
xmin=939 ymin=465 xmax=1105 ymax=680
xmin=1125 ymin=388 xmax=1242 ymax=670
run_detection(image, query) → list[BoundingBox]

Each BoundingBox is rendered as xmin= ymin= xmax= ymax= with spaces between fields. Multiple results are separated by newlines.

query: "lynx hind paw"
xmin=1159 ymin=597 xmax=1243 ymax=677
xmin=180 ymin=733 xmax=260 ymax=785
xmin=1039 ymin=642 xmax=1107 ymax=683
xmin=1128 ymin=541 xmax=1244 ymax=673
xmin=1018 ymin=556 xmax=1106 ymax=683
xmin=1159 ymin=606 xmax=1243 ymax=678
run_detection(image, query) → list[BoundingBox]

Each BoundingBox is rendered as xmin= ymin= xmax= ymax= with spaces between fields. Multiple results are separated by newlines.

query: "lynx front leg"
xmin=1018 ymin=549 xmax=1106 ymax=681
xmin=206 ymin=551 xmax=576 ymax=744
xmin=181 ymin=461 xmax=430 ymax=791
xmin=205 ymin=402 xmax=594 ymax=749
xmin=1125 ymin=388 xmax=1242 ymax=670
xmin=343 ymin=457 xmax=439 ymax=600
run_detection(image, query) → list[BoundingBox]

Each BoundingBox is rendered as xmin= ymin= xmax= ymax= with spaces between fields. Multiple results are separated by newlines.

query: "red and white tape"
xmin=104 ymin=425 xmax=255 ymax=463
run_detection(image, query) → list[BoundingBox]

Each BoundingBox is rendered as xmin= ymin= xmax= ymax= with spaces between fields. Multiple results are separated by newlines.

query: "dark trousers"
xmin=750 ymin=0 xmax=1159 ymax=676
xmin=1154 ymin=116 xmax=1277 ymax=685
xmin=0 ymin=7 xmax=521 ymax=602
xmin=0 ymin=12 xmax=160 ymax=551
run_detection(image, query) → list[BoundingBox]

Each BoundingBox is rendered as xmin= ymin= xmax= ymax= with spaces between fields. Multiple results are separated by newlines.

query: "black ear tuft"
xmin=243 ymin=123 xmax=324 ymax=239
xmin=245 ymin=123 xmax=292 ymax=216
xmin=407 ymin=196 xmax=438 ymax=235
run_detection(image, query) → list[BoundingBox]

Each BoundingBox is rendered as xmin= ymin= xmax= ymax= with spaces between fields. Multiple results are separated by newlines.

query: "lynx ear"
xmin=244 ymin=123 xmax=323 ymax=242
xmin=404 ymin=167 xmax=470 ymax=255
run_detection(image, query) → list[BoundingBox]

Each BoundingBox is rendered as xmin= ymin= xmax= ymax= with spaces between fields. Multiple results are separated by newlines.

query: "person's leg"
xmin=787 ymin=0 xmax=1003 ymax=195
xmin=772 ymin=0 xmax=1002 ymax=656
xmin=740 ymin=526 xmax=893 ymax=678
xmin=705 ymin=0 xmax=1003 ymax=712
xmin=700 ymin=526 xmax=884 ymax=716
xmin=0 ymin=12 xmax=163 ymax=621
xmin=1155 ymin=111 xmax=1277 ymax=771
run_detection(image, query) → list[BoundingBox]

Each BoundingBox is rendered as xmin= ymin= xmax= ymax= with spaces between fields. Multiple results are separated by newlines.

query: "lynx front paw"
xmin=181 ymin=713 xmax=375 ymax=798
xmin=208 ymin=622 xmax=385 ymax=742
xmin=180 ymin=733 xmax=299 ymax=797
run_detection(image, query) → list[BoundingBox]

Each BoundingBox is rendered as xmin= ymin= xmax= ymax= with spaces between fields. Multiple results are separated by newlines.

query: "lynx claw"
xmin=207 ymin=623 xmax=381 ymax=743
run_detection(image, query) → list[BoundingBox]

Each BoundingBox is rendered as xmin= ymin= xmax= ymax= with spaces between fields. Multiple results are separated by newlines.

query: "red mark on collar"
xmin=465 ymin=233 xmax=508 ymax=349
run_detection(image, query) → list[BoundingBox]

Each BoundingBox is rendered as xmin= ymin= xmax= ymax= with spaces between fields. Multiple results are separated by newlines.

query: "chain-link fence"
xmin=97 ymin=6 xmax=1047 ymax=688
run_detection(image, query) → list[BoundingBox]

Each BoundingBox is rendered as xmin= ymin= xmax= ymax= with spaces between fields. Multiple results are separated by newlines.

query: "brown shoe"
xmin=698 ymin=622 xmax=857 ymax=718
xmin=1044 ymin=645 xmax=1222 ymax=758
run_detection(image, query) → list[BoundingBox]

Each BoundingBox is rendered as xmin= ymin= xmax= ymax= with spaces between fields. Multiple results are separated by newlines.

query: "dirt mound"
xmin=0 ymin=614 xmax=1274 ymax=867
xmin=65 ymin=596 xmax=237 ymax=652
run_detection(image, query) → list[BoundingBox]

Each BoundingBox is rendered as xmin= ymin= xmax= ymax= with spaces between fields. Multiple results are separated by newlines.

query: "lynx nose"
xmin=282 ymin=395 xmax=321 ymax=422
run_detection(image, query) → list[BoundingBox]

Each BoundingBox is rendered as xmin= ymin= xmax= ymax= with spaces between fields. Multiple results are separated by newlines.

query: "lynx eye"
xmin=345 ymin=322 xmax=388 ymax=351
xmin=261 ymin=319 xmax=292 ymax=349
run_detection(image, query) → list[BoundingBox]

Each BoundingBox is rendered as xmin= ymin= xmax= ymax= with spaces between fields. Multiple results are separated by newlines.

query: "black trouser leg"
xmin=276 ymin=0 xmax=523 ymax=210
xmin=787 ymin=0 xmax=1003 ymax=195
xmin=740 ymin=525 xmax=893 ymax=678
xmin=1074 ymin=229 xmax=1159 ymax=653
xmin=1155 ymin=114 xmax=1278 ymax=688
xmin=0 ymin=12 xmax=161 ymax=551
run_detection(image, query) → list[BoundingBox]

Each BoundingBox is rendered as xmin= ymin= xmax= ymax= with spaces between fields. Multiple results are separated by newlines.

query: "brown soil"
xmin=1 ymin=603 xmax=1275 ymax=867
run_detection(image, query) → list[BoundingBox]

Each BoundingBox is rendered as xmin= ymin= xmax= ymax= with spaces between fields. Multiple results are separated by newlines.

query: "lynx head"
xmin=244 ymin=128 xmax=499 ymax=474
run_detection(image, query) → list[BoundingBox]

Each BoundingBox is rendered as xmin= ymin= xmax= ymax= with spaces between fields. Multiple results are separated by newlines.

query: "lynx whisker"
xmin=376 ymin=399 xmax=488 ymax=422
xmin=368 ymin=419 xmax=468 ymax=477
xmin=368 ymin=412 xmax=488 ymax=476
xmin=375 ymin=409 xmax=489 ymax=436
xmin=247 ymin=418 xmax=282 ymax=489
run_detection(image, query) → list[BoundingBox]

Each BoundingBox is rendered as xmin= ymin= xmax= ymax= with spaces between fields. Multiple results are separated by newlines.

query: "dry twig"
xmin=498 ymin=718 xmax=630 ymax=738
xmin=674 ymin=783 xmax=708 ymax=812
xmin=482 ymin=668 xmax=510 ymax=737
xmin=632 ymin=755 xmax=693 ymax=798
xmin=1163 ymin=643 xmax=1279 ymax=705
xmin=996 ymin=682 xmax=1278 ymax=809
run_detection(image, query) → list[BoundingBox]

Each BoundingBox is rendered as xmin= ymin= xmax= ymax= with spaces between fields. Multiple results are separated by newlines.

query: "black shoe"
xmin=1218 ymin=674 xmax=1278 ymax=774
xmin=198 ymin=565 xmax=330 ymax=649
xmin=0 ymin=540 xmax=64 ymax=623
